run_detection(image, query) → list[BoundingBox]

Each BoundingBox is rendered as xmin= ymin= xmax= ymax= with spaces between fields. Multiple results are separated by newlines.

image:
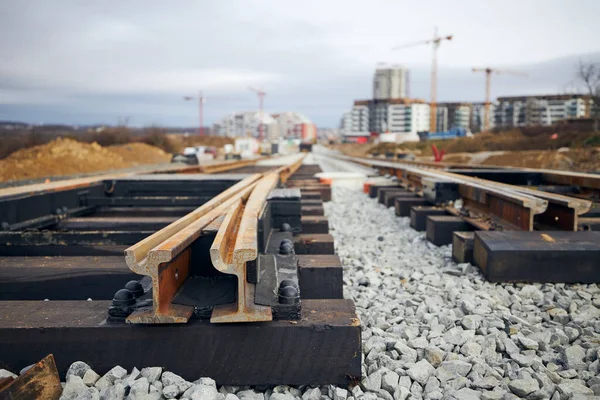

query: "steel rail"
xmin=0 ymin=156 xmax=274 ymax=199
xmin=124 ymin=154 xmax=306 ymax=323
xmin=346 ymin=155 xmax=593 ymax=231
xmin=210 ymin=173 xmax=280 ymax=323
xmin=365 ymin=154 xmax=600 ymax=199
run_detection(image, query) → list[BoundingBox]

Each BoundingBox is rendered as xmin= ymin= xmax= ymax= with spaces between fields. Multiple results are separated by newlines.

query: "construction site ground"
xmin=0 ymin=138 xmax=172 ymax=183
xmin=332 ymin=128 xmax=600 ymax=172
xmin=334 ymin=144 xmax=600 ymax=172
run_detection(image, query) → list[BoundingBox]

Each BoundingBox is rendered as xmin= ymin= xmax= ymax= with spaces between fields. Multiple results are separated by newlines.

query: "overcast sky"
xmin=1 ymin=0 xmax=599 ymax=127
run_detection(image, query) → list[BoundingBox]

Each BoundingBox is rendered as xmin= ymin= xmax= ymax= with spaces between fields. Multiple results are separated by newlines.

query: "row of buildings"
xmin=212 ymin=111 xmax=316 ymax=142
xmin=341 ymin=66 xmax=595 ymax=141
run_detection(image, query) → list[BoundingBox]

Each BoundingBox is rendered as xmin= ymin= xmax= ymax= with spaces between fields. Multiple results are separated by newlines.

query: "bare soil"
xmin=0 ymin=138 xmax=171 ymax=182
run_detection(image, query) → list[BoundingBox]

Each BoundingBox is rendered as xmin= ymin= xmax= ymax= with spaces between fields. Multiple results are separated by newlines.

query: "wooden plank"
xmin=0 ymin=245 xmax=129 ymax=257
xmin=410 ymin=206 xmax=448 ymax=231
xmin=297 ymin=254 xmax=343 ymax=299
xmin=0 ymin=231 xmax=146 ymax=256
xmin=294 ymin=234 xmax=335 ymax=255
xmin=301 ymin=205 xmax=324 ymax=216
xmin=0 ymin=256 xmax=138 ymax=300
xmin=378 ymin=188 xmax=405 ymax=204
xmin=369 ymin=184 xmax=400 ymax=199
xmin=301 ymin=215 xmax=329 ymax=234
xmin=58 ymin=216 xmax=177 ymax=231
xmin=452 ymin=231 xmax=475 ymax=264
xmin=426 ymin=216 xmax=474 ymax=246
xmin=383 ymin=191 xmax=416 ymax=208
xmin=395 ymin=198 xmax=430 ymax=217
xmin=301 ymin=199 xmax=323 ymax=206
xmin=0 ymin=354 xmax=61 ymax=400
xmin=473 ymin=231 xmax=600 ymax=283
xmin=579 ymin=217 xmax=600 ymax=231
xmin=94 ymin=206 xmax=196 ymax=217
xmin=300 ymin=191 xmax=323 ymax=201
xmin=300 ymin=188 xmax=331 ymax=202
xmin=0 ymin=299 xmax=361 ymax=385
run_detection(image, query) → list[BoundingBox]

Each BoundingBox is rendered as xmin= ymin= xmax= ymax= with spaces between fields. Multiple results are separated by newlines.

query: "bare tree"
xmin=576 ymin=60 xmax=600 ymax=130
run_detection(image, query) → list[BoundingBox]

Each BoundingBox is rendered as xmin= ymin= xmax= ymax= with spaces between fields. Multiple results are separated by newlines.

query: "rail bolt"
xmin=279 ymin=240 xmax=294 ymax=255
xmin=112 ymin=289 xmax=136 ymax=307
xmin=279 ymin=279 xmax=298 ymax=290
xmin=124 ymin=280 xmax=144 ymax=298
xmin=278 ymin=285 xmax=299 ymax=305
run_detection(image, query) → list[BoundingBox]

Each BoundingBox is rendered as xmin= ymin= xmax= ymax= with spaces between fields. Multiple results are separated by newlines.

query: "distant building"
xmin=214 ymin=111 xmax=315 ymax=141
xmin=339 ymin=111 xmax=353 ymax=135
xmin=349 ymin=98 xmax=429 ymax=138
xmin=470 ymin=102 xmax=495 ymax=133
xmin=272 ymin=112 xmax=314 ymax=139
xmin=494 ymin=94 xmax=592 ymax=129
xmin=373 ymin=66 xmax=409 ymax=100
xmin=351 ymin=104 xmax=370 ymax=133
xmin=436 ymin=103 xmax=472 ymax=132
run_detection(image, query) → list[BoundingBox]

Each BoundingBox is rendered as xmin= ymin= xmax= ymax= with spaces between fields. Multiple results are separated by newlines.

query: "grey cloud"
xmin=0 ymin=1 xmax=598 ymax=127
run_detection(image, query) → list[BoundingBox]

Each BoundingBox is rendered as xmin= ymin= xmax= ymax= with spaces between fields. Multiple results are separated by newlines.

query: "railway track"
xmin=0 ymin=154 xmax=360 ymax=395
xmin=328 ymin=152 xmax=600 ymax=283
xmin=1 ymin=149 xmax=599 ymax=398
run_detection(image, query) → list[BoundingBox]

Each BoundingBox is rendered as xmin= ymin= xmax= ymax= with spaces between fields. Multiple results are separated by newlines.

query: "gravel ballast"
xmin=6 ymin=183 xmax=599 ymax=400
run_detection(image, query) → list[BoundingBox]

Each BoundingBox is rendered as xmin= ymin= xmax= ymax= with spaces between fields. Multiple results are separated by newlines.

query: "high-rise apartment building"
xmin=471 ymin=103 xmax=495 ymax=133
xmin=347 ymin=99 xmax=429 ymax=137
xmin=495 ymin=94 xmax=592 ymax=129
xmin=351 ymin=104 xmax=370 ymax=133
xmin=436 ymin=103 xmax=472 ymax=132
xmin=373 ymin=67 xmax=409 ymax=100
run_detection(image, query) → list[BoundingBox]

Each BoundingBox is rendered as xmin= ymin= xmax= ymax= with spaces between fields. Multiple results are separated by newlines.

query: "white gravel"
xmin=11 ymin=176 xmax=600 ymax=400
xmin=325 ymin=187 xmax=600 ymax=400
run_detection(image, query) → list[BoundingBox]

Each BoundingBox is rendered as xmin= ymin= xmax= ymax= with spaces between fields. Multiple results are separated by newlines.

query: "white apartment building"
xmin=373 ymin=66 xmax=409 ymax=100
xmin=272 ymin=112 xmax=312 ymax=138
xmin=215 ymin=111 xmax=316 ymax=140
xmin=436 ymin=103 xmax=472 ymax=132
xmin=340 ymin=111 xmax=353 ymax=135
xmin=471 ymin=103 xmax=495 ymax=133
xmin=351 ymin=105 xmax=370 ymax=133
xmin=495 ymin=95 xmax=592 ymax=128
xmin=386 ymin=103 xmax=430 ymax=136
xmin=214 ymin=111 xmax=278 ymax=139
xmin=341 ymin=99 xmax=430 ymax=138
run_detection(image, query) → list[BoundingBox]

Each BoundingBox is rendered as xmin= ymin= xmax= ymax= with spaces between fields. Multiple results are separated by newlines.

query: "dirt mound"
xmin=437 ymin=148 xmax=600 ymax=172
xmin=482 ymin=150 xmax=575 ymax=170
xmin=107 ymin=142 xmax=171 ymax=165
xmin=0 ymin=137 xmax=169 ymax=182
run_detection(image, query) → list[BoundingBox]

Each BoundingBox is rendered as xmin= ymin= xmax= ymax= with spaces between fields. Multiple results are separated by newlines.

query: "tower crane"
xmin=393 ymin=27 xmax=453 ymax=132
xmin=248 ymin=87 xmax=266 ymax=140
xmin=183 ymin=91 xmax=242 ymax=135
xmin=472 ymin=68 xmax=528 ymax=132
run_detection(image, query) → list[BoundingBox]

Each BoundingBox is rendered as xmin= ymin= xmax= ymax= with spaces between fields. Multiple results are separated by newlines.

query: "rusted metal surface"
xmin=0 ymin=354 xmax=62 ymax=400
xmin=126 ymin=185 xmax=256 ymax=323
xmin=344 ymin=155 xmax=592 ymax=231
xmin=198 ymin=158 xmax=264 ymax=174
xmin=125 ymin=155 xmax=306 ymax=324
xmin=210 ymin=175 xmax=280 ymax=322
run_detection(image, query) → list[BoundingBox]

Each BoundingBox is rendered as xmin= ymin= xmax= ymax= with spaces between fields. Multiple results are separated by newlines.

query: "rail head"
xmin=124 ymin=155 xmax=305 ymax=324
xmin=209 ymin=174 xmax=280 ymax=323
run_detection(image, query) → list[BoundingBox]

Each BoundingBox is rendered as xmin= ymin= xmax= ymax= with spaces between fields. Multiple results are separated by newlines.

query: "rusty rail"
xmin=210 ymin=173 xmax=280 ymax=323
xmin=352 ymin=158 xmax=600 ymax=231
xmin=124 ymin=154 xmax=305 ymax=323
xmin=341 ymin=155 xmax=592 ymax=231
xmin=343 ymin=155 xmax=548 ymax=230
